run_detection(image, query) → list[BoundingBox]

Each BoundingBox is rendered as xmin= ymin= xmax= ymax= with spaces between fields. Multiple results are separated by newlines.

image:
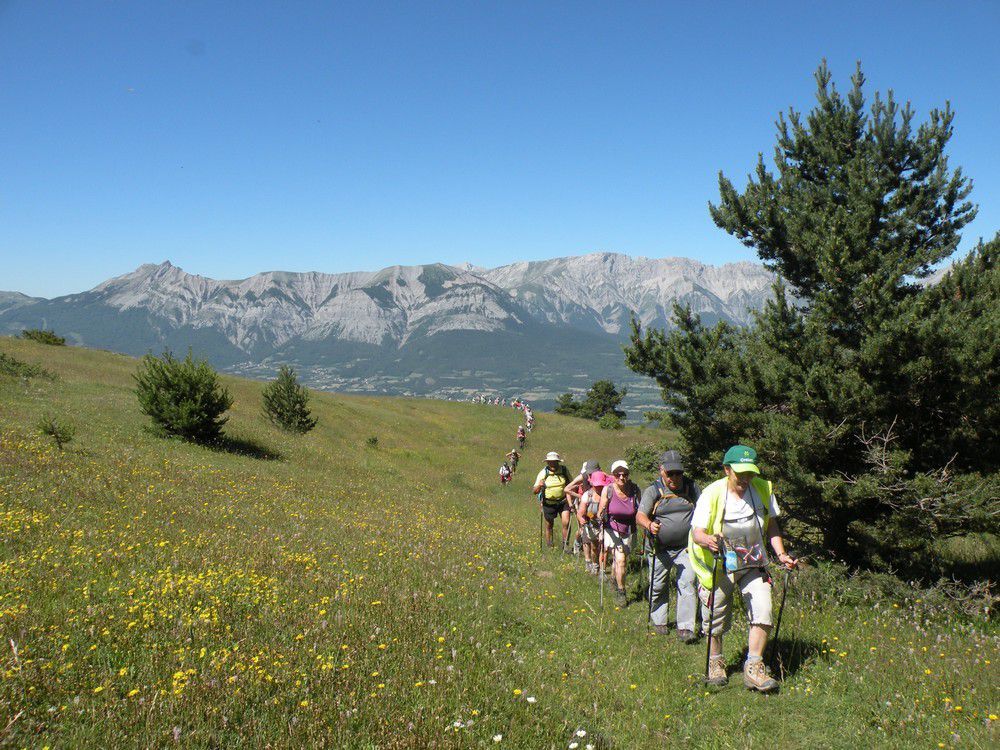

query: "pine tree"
xmin=134 ymin=350 xmax=233 ymax=443
xmin=262 ymin=366 xmax=317 ymax=434
xmin=626 ymin=63 xmax=997 ymax=579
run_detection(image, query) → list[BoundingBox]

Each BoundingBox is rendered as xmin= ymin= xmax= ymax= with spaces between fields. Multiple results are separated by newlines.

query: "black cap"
xmin=658 ymin=450 xmax=684 ymax=472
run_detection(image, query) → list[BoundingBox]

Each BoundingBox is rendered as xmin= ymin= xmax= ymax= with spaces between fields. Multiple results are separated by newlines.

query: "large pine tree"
xmin=626 ymin=63 xmax=998 ymax=578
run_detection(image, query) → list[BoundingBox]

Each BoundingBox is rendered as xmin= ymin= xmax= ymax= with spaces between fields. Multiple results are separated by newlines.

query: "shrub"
xmin=366 ymin=435 xmax=378 ymax=448
xmin=624 ymin=441 xmax=662 ymax=480
xmin=262 ymin=365 xmax=317 ymax=433
xmin=21 ymin=329 xmax=66 ymax=345
xmin=37 ymin=414 xmax=75 ymax=450
xmin=597 ymin=413 xmax=622 ymax=430
xmin=0 ymin=352 xmax=51 ymax=379
xmin=134 ymin=350 xmax=233 ymax=443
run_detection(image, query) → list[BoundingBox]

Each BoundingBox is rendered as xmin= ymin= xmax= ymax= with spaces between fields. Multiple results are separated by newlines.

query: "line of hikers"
xmin=498 ymin=402 xmax=534 ymax=485
xmin=531 ymin=444 xmax=798 ymax=693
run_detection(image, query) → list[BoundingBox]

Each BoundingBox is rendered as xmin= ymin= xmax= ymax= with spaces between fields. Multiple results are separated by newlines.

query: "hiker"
xmin=564 ymin=460 xmax=601 ymax=499
xmin=506 ymin=448 xmax=520 ymax=472
xmin=565 ymin=460 xmax=601 ymax=556
xmin=690 ymin=445 xmax=798 ymax=692
xmin=533 ymin=452 xmax=573 ymax=550
xmin=597 ymin=460 xmax=640 ymax=607
xmin=577 ymin=470 xmax=610 ymax=575
xmin=637 ymin=451 xmax=700 ymax=641
xmin=499 ymin=462 xmax=512 ymax=485
xmin=517 ymin=426 xmax=526 ymax=449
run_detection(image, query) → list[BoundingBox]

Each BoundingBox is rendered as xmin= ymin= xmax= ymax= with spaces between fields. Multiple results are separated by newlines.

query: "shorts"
xmin=603 ymin=527 xmax=633 ymax=554
xmin=698 ymin=567 xmax=773 ymax=636
xmin=542 ymin=501 xmax=569 ymax=521
xmin=579 ymin=522 xmax=600 ymax=543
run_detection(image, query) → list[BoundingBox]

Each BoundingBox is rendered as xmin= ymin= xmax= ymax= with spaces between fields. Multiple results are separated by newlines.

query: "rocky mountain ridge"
xmin=0 ymin=253 xmax=778 ymax=409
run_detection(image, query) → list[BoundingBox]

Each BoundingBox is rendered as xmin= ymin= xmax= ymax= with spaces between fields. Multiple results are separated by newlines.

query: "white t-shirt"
xmin=692 ymin=482 xmax=781 ymax=570
xmin=691 ymin=483 xmax=780 ymax=529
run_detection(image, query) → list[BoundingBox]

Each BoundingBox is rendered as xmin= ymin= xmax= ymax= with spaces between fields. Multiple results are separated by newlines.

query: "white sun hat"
xmin=610 ymin=460 xmax=630 ymax=474
xmin=545 ymin=451 xmax=563 ymax=462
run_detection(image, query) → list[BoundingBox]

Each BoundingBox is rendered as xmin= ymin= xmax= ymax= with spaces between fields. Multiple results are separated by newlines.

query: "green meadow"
xmin=1 ymin=337 xmax=996 ymax=749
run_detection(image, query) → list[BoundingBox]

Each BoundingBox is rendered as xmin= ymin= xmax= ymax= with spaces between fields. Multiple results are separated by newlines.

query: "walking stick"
xmin=704 ymin=542 xmax=724 ymax=684
xmin=769 ymin=565 xmax=792 ymax=675
xmin=646 ymin=531 xmax=656 ymax=631
xmin=537 ymin=487 xmax=546 ymax=553
xmin=599 ymin=520 xmax=605 ymax=608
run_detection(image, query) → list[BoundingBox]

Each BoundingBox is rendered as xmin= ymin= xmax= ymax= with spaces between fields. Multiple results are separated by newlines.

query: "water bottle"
xmin=720 ymin=538 xmax=737 ymax=572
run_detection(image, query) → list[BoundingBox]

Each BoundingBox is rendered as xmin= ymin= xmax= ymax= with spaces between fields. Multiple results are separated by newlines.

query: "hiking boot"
xmin=677 ymin=629 xmax=698 ymax=644
xmin=706 ymin=655 xmax=728 ymax=687
xmin=614 ymin=588 xmax=628 ymax=608
xmin=652 ymin=624 xmax=670 ymax=636
xmin=743 ymin=659 xmax=779 ymax=693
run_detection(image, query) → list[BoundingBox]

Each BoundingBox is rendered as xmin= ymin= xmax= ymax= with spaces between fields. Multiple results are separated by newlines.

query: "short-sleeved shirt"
xmin=535 ymin=465 xmax=571 ymax=503
xmin=692 ymin=482 xmax=781 ymax=571
xmin=639 ymin=477 xmax=700 ymax=550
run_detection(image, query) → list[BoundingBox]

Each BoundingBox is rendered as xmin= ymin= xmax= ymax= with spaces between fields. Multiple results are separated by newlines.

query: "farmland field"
xmin=1 ymin=337 xmax=997 ymax=748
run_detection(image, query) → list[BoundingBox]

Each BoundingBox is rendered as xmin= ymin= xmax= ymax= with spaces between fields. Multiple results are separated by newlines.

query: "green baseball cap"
xmin=723 ymin=444 xmax=759 ymax=474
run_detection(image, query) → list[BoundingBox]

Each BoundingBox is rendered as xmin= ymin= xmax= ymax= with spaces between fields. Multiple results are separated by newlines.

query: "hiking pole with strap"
xmin=703 ymin=539 xmax=725 ymax=684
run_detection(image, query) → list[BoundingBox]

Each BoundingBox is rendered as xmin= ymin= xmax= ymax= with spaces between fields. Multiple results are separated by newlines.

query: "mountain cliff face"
xmin=481 ymin=252 xmax=775 ymax=334
xmin=0 ymin=254 xmax=777 ymax=409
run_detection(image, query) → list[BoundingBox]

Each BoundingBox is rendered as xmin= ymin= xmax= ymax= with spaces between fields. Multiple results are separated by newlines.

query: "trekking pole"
xmin=769 ymin=556 xmax=800 ymax=676
xmin=599 ymin=520 xmax=605 ymax=608
xmin=703 ymin=539 xmax=724 ymax=684
xmin=538 ymin=507 xmax=543 ymax=553
xmin=646 ymin=532 xmax=656 ymax=631
xmin=769 ymin=568 xmax=789 ymax=673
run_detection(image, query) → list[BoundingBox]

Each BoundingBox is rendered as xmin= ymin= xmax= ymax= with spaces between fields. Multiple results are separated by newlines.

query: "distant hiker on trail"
xmin=517 ymin=426 xmax=526 ymax=449
xmin=637 ymin=451 xmax=700 ymax=641
xmin=690 ymin=445 xmax=798 ymax=693
xmin=577 ymin=470 xmax=610 ymax=575
xmin=506 ymin=448 xmax=520 ymax=472
xmin=533 ymin=452 xmax=573 ymax=550
xmin=499 ymin=462 xmax=512 ymax=485
xmin=597 ymin=460 xmax=640 ymax=607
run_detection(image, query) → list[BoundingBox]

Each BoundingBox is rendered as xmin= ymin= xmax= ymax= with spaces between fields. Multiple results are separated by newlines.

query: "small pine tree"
xmin=37 ymin=415 xmax=75 ymax=450
xmin=134 ymin=350 xmax=233 ymax=443
xmin=262 ymin=365 xmax=317 ymax=433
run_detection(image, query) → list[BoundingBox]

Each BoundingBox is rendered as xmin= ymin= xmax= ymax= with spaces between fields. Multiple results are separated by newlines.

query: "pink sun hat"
xmin=588 ymin=470 xmax=612 ymax=487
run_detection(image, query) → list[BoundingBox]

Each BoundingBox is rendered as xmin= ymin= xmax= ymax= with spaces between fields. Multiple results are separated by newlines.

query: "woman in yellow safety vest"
xmin=689 ymin=444 xmax=798 ymax=693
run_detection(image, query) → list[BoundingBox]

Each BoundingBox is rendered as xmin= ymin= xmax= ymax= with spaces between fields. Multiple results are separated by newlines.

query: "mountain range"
xmin=0 ymin=253 xmax=776 ymax=412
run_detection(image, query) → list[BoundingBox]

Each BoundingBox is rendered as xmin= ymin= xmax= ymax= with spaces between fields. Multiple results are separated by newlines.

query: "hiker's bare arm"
xmin=564 ymin=474 xmax=585 ymax=495
xmin=766 ymin=517 xmax=796 ymax=568
xmin=693 ymin=527 xmax=721 ymax=552
xmin=636 ymin=510 xmax=659 ymax=535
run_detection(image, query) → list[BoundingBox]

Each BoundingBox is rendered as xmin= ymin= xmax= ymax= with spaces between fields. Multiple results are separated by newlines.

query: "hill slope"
xmin=0 ymin=338 xmax=996 ymax=748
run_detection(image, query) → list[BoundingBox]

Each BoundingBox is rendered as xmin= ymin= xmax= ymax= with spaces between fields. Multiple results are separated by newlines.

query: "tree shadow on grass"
xmin=208 ymin=434 xmax=284 ymax=461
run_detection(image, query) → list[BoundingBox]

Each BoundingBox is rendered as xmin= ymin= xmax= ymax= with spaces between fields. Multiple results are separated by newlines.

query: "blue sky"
xmin=2 ymin=1 xmax=999 ymax=297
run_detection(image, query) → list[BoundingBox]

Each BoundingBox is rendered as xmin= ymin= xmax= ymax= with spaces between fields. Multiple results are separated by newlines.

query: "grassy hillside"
xmin=1 ymin=337 xmax=997 ymax=749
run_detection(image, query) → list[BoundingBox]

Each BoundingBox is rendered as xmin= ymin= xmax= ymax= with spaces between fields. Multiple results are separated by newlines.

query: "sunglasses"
xmin=666 ymin=470 xmax=684 ymax=477
xmin=614 ymin=471 xmax=629 ymax=478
